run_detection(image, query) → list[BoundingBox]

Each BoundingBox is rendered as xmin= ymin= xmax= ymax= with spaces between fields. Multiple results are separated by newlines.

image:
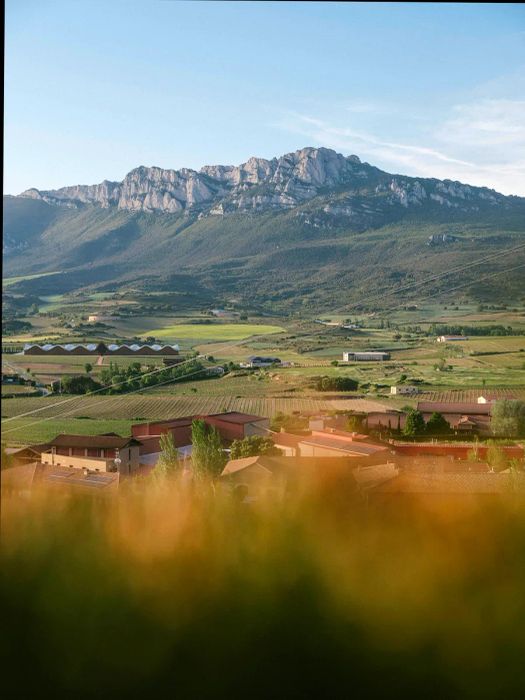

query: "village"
xmin=4 ymin=380 xmax=524 ymax=504
xmin=4 ymin=3 xmax=525 ymax=697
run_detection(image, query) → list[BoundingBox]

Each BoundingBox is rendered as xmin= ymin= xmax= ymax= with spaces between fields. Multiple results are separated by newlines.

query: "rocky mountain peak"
xmin=18 ymin=146 xmax=510 ymax=217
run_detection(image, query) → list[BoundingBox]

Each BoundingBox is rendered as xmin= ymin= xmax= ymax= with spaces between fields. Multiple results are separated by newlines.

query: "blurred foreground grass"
xmin=2 ymin=477 xmax=525 ymax=698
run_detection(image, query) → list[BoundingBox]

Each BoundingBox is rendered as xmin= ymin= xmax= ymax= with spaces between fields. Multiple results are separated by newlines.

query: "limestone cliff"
xmin=20 ymin=146 xmax=508 ymax=217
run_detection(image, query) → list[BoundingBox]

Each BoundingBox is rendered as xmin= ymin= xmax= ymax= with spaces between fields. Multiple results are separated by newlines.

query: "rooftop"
xmin=300 ymin=435 xmax=388 ymax=456
xmin=417 ymin=401 xmax=492 ymax=415
xmin=37 ymin=465 xmax=120 ymax=491
xmin=204 ymin=412 xmax=267 ymax=425
xmin=47 ymin=434 xmax=142 ymax=449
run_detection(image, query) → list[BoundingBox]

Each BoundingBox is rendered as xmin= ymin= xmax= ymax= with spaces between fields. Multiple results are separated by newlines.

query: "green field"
xmin=2 ymin=271 xmax=62 ymax=288
xmin=3 ymin=295 xmax=525 ymax=447
xmin=147 ymin=323 xmax=285 ymax=341
xmin=1 ymin=394 xmax=391 ymax=444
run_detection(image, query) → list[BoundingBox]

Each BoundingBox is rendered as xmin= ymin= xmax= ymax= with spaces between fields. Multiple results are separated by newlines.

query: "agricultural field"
xmin=1 ymin=394 xmax=391 ymax=444
xmin=144 ymin=322 xmax=285 ymax=342
xmin=2 ymin=271 xmax=63 ymax=288
xmin=1 ymin=384 xmax=38 ymax=395
xmin=418 ymin=388 xmax=525 ymax=402
xmin=2 ymin=353 xmax=166 ymax=382
xmin=2 ymin=294 xmax=525 ymax=448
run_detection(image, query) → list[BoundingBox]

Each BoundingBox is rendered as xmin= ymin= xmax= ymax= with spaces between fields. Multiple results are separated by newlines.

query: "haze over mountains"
xmin=4 ymin=147 xmax=525 ymax=310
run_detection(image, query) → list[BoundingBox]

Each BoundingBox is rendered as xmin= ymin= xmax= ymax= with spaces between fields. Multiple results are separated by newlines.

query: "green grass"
xmin=147 ymin=323 xmax=285 ymax=341
xmin=2 ymin=418 xmax=137 ymax=444
xmin=2 ymin=271 xmax=62 ymax=288
xmin=1 ymin=385 xmax=38 ymax=395
xmin=1 ymin=393 xmax=391 ymax=444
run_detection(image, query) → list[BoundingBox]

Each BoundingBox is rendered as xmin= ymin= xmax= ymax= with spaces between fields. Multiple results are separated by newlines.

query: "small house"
xmin=343 ymin=351 xmax=390 ymax=362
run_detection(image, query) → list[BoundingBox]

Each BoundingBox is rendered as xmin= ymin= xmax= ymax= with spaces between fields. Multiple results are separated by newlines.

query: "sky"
xmin=4 ymin=1 xmax=525 ymax=195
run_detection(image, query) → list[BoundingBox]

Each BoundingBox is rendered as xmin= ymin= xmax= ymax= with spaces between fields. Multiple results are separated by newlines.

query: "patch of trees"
xmin=191 ymin=420 xmax=227 ymax=479
xmin=430 ymin=324 xmax=525 ymax=337
xmin=2 ymin=319 xmax=33 ymax=335
xmin=270 ymin=412 xmax=309 ymax=433
xmin=402 ymin=410 xmax=451 ymax=437
xmin=99 ymin=359 xmax=207 ymax=394
xmin=425 ymin=412 xmax=452 ymax=436
xmin=155 ymin=432 xmax=183 ymax=479
xmin=313 ymin=376 xmax=359 ymax=392
xmin=60 ymin=375 xmax=102 ymax=394
xmin=56 ymin=359 xmax=208 ymax=395
xmin=230 ymin=436 xmax=282 ymax=459
xmin=491 ymin=400 xmax=525 ymax=438
xmin=154 ymin=420 xmax=229 ymax=482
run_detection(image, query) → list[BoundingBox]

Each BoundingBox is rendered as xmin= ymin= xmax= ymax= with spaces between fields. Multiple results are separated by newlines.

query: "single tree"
xmin=491 ymin=400 xmax=525 ymax=438
xmin=155 ymin=432 xmax=182 ymax=479
xmin=425 ymin=412 xmax=451 ymax=436
xmin=486 ymin=442 xmax=508 ymax=473
xmin=346 ymin=414 xmax=364 ymax=432
xmin=84 ymin=362 xmax=93 ymax=374
xmin=403 ymin=409 xmax=426 ymax=437
xmin=191 ymin=419 xmax=227 ymax=480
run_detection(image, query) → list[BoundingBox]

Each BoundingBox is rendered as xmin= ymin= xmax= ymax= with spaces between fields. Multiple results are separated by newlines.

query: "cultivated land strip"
xmin=418 ymin=388 xmax=525 ymax=402
xmin=1 ymin=395 xmax=391 ymax=422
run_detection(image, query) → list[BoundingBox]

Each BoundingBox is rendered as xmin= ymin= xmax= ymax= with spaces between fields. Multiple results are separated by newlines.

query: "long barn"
xmin=23 ymin=342 xmax=180 ymax=356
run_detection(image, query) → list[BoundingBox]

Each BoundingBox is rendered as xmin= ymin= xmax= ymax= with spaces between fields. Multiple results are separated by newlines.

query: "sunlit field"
xmin=2 ymin=475 xmax=525 ymax=698
xmin=146 ymin=322 xmax=285 ymax=341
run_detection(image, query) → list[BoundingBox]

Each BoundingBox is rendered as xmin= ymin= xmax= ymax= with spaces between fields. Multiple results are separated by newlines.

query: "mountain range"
xmin=4 ymin=147 xmax=525 ymax=311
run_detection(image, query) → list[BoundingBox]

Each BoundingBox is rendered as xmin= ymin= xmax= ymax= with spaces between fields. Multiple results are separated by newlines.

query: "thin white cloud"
xmin=437 ymin=99 xmax=525 ymax=146
xmin=274 ymin=99 xmax=525 ymax=195
xmin=344 ymin=99 xmax=395 ymax=115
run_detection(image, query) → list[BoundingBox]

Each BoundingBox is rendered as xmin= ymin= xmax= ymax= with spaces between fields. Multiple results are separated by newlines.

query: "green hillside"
xmin=3 ymin=179 xmax=525 ymax=312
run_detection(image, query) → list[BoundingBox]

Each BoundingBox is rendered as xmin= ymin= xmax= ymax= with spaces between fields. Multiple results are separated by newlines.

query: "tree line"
xmin=430 ymin=324 xmax=525 ymax=337
xmin=58 ymin=359 xmax=208 ymax=394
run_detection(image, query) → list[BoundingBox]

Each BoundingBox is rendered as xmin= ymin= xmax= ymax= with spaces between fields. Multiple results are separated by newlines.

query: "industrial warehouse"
xmin=22 ymin=342 xmax=181 ymax=356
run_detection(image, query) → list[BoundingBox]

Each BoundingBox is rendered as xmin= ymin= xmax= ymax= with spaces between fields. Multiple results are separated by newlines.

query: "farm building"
xmin=220 ymin=455 xmax=361 ymax=500
xmin=38 ymin=434 xmax=142 ymax=475
xmin=242 ymin=356 xmax=282 ymax=368
xmin=270 ymin=428 xmax=390 ymax=463
xmin=417 ymin=401 xmax=493 ymax=434
xmin=477 ymin=395 xmax=497 ymax=404
xmin=297 ymin=430 xmax=390 ymax=462
xmin=343 ymin=351 xmax=390 ymax=362
xmin=23 ymin=342 xmax=180 ymax=356
xmin=390 ymin=385 xmax=419 ymax=395
xmin=221 ymin=455 xmax=400 ymax=502
xmin=2 ymin=373 xmax=25 ymax=385
xmin=436 ymin=335 xmax=468 ymax=343
xmin=2 ymin=462 xmax=119 ymax=497
xmin=366 ymin=411 xmax=406 ymax=431
xmin=131 ymin=412 xmax=271 ymax=464
xmin=210 ymin=309 xmax=240 ymax=318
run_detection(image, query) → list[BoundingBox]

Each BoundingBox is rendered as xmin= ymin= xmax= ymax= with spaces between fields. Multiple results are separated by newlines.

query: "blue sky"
xmin=5 ymin=1 xmax=525 ymax=195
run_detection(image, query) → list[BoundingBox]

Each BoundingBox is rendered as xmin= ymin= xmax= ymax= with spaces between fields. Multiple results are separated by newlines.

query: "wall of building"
xmin=391 ymin=443 xmax=524 ymax=460
xmin=41 ymin=445 xmax=140 ymax=474
xmin=41 ymin=453 xmax=113 ymax=472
